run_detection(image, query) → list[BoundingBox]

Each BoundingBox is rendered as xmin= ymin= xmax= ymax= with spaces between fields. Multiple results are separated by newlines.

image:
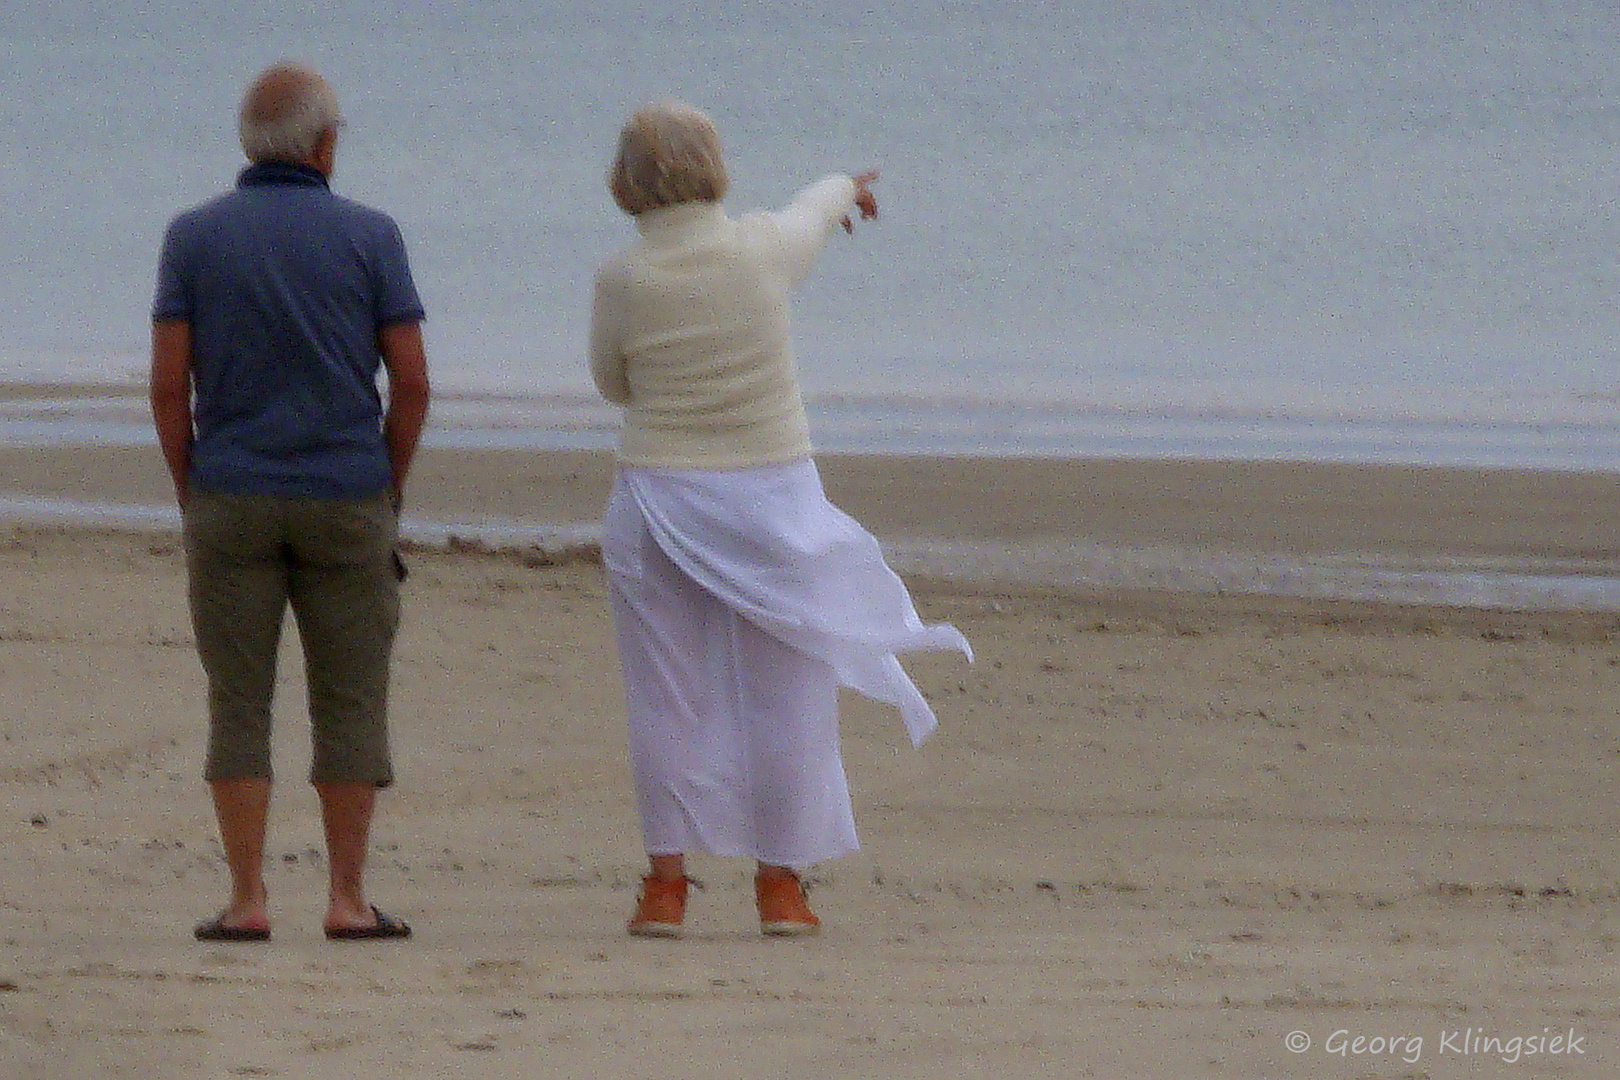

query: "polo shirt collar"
xmin=237 ymin=161 xmax=330 ymax=189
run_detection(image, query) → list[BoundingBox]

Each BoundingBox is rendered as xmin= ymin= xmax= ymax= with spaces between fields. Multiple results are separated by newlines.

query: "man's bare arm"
xmin=378 ymin=320 xmax=431 ymax=509
xmin=150 ymin=318 xmax=194 ymax=505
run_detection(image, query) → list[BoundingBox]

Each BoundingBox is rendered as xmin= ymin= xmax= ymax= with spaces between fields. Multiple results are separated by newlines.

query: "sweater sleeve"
xmin=590 ymin=265 xmax=632 ymax=404
xmin=764 ymin=174 xmax=857 ymax=285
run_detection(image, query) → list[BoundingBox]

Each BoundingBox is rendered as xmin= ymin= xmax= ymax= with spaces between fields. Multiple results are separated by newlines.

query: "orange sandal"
xmin=756 ymin=871 xmax=821 ymax=937
xmin=628 ymin=874 xmax=688 ymax=938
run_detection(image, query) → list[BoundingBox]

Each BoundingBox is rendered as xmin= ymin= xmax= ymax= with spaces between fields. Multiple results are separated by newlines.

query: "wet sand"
xmin=5 ymin=441 xmax=1620 ymax=565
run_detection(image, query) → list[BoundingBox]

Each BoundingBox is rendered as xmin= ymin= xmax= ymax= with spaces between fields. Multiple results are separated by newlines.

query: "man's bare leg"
xmin=317 ymin=780 xmax=379 ymax=931
xmin=209 ymin=777 xmax=272 ymax=932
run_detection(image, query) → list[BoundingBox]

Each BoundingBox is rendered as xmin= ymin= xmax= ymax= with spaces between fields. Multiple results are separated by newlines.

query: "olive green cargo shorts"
xmin=183 ymin=490 xmax=400 ymax=787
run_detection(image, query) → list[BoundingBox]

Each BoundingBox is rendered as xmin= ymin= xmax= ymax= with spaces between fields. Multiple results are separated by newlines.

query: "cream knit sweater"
xmin=590 ymin=174 xmax=858 ymax=468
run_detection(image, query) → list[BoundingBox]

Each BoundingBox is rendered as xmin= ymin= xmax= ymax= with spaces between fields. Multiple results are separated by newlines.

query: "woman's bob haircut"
xmin=610 ymin=100 xmax=729 ymax=216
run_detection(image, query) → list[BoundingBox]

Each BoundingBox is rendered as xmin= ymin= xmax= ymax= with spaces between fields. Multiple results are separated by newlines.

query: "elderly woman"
xmin=592 ymin=100 xmax=970 ymax=938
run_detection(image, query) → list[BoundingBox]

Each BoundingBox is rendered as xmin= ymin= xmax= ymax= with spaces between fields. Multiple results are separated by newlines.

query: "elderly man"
xmin=151 ymin=62 xmax=430 ymax=942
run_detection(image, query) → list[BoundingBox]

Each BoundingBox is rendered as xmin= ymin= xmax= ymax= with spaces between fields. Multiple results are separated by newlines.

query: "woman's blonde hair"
xmin=609 ymin=100 xmax=729 ymax=215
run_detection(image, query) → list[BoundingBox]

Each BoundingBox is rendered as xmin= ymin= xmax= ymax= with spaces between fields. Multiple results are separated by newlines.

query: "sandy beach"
xmin=3 ymin=435 xmax=1619 ymax=1078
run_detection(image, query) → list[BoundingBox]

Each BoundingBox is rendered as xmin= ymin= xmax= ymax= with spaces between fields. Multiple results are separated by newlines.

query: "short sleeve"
xmin=151 ymin=217 xmax=193 ymax=322
xmin=372 ymin=217 xmax=426 ymax=327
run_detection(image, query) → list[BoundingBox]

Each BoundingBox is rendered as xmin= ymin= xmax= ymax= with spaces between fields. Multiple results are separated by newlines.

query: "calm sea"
xmin=1 ymin=0 xmax=1618 ymax=468
xmin=4 ymin=0 xmax=1620 ymax=607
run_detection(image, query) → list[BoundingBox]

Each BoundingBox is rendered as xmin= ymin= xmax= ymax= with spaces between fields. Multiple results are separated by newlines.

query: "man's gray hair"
xmin=610 ymin=100 xmax=729 ymax=216
xmin=238 ymin=63 xmax=342 ymax=165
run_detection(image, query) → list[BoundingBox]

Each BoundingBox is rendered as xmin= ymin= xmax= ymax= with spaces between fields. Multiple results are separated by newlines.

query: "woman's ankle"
xmin=648 ymin=854 xmax=686 ymax=882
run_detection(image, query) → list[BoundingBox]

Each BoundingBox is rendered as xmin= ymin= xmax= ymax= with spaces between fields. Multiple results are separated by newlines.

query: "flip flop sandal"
xmin=194 ymin=914 xmax=271 ymax=942
xmin=324 ymin=905 xmax=412 ymax=941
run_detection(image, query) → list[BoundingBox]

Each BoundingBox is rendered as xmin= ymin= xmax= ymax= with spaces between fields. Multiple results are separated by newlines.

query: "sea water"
xmin=2 ymin=0 xmax=1618 ymax=460
xmin=4 ymin=1 xmax=1620 ymax=605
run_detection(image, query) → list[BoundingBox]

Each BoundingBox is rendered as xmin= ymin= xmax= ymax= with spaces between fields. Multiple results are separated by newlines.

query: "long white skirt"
xmin=603 ymin=459 xmax=971 ymax=867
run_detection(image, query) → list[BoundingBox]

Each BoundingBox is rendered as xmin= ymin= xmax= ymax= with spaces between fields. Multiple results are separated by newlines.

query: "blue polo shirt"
xmin=153 ymin=162 xmax=425 ymax=498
